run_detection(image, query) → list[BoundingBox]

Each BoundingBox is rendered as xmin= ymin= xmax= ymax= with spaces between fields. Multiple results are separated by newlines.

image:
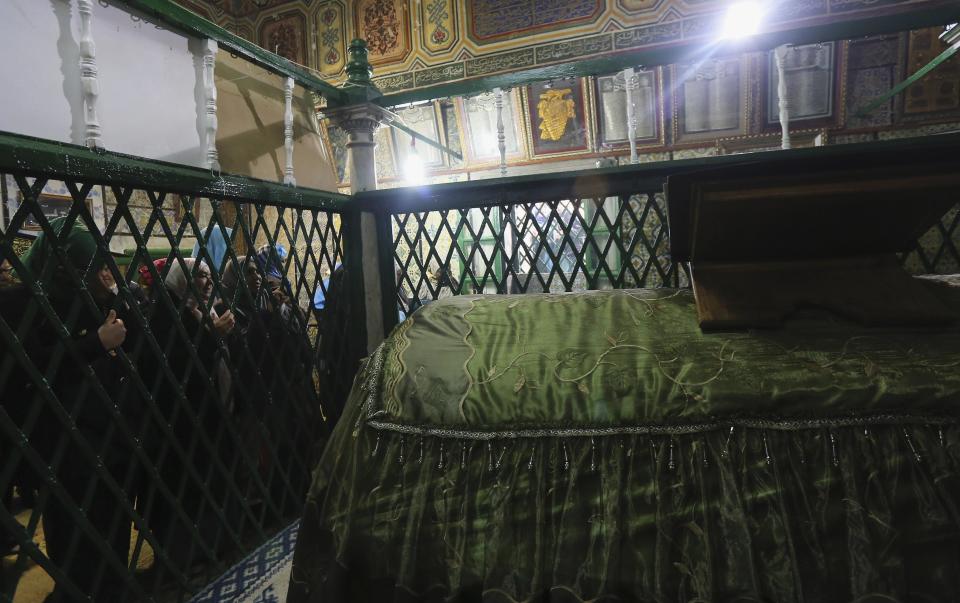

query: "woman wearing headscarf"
xmin=191 ymin=225 xmax=233 ymax=275
xmin=14 ymin=217 xmax=145 ymax=602
xmin=140 ymin=257 xmax=235 ymax=575
xmin=218 ymin=251 xmax=318 ymax=511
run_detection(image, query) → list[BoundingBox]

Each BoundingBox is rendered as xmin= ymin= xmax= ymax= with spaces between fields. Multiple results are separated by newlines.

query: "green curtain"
xmin=290 ymin=287 xmax=960 ymax=602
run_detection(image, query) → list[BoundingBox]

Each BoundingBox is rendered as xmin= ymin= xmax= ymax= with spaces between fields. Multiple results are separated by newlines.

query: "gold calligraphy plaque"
xmin=537 ymin=88 xmax=575 ymax=141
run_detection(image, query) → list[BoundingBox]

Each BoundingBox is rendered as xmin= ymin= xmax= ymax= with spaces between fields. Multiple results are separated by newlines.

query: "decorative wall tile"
xmin=845 ymin=36 xmax=899 ymax=128
xmin=258 ymin=11 xmax=307 ymax=64
xmin=373 ymin=126 xmax=397 ymax=181
xmin=876 ymin=121 xmax=960 ymax=138
xmin=672 ymin=147 xmax=717 ymax=159
xmin=354 ymin=0 xmax=410 ymax=66
xmin=634 ymin=151 xmax=670 ymax=162
xmin=846 ymin=66 xmax=894 ymax=128
xmin=832 ymin=133 xmax=876 ymax=144
xmin=316 ymin=1 xmax=346 ymax=76
xmin=904 ymin=28 xmax=960 ymax=115
xmin=421 ymin=0 xmax=458 ymax=55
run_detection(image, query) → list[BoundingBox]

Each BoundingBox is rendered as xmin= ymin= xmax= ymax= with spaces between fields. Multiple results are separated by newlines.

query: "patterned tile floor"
xmin=189 ymin=521 xmax=298 ymax=603
xmin=2 ymin=498 xmax=297 ymax=603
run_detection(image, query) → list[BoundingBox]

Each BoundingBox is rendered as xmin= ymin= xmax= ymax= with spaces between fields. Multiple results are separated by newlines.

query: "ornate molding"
xmin=324 ymin=103 xmax=388 ymax=147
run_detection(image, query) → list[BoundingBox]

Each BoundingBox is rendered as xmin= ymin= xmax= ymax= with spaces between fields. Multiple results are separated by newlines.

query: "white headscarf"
xmin=164 ymin=258 xmax=209 ymax=308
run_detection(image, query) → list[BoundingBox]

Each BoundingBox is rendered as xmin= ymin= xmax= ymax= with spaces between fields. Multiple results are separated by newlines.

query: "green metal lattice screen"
xmin=372 ymin=167 xmax=960 ymax=335
xmin=0 ymin=134 xmax=348 ymax=602
xmin=377 ymin=176 xmax=692 ymax=336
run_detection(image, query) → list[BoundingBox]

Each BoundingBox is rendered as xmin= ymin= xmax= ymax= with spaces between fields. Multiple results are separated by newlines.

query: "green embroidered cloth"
xmin=372 ymin=285 xmax=960 ymax=435
xmin=289 ymin=280 xmax=960 ymax=603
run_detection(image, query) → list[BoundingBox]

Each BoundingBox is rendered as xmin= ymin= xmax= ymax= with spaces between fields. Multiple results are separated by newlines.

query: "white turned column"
xmin=327 ymin=103 xmax=388 ymax=351
xmin=774 ymin=45 xmax=792 ymax=150
xmin=202 ymin=39 xmax=220 ymax=171
xmin=283 ymin=77 xmax=296 ymax=185
xmin=77 ymin=0 xmax=103 ymax=149
xmin=624 ymin=68 xmax=638 ymax=164
xmin=494 ymin=87 xmax=507 ymax=176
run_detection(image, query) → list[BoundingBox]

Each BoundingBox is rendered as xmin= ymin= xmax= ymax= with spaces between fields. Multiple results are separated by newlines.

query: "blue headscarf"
xmin=255 ymin=243 xmax=287 ymax=280
xmin=192 ymin=225 xmax=233 ymax=274
xmin=312 ymin=263 xmax=342 ymax=310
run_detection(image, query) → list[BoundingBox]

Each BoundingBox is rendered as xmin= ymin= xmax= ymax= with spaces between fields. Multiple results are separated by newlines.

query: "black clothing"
xmin=140 ymin=293 xmax=234 ymax=573
xmin=21 ymin=284 xmax=148 ymax=603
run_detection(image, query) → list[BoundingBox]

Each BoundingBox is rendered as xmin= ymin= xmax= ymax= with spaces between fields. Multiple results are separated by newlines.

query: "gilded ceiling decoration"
xmin=354 ymin=0 xmax=410 ymax=66
xmin=215 ymin=0 xmax=302 ymax=19
xmin=258 ymin=10 xmax=307 ymax=64
xmin=178 ymin=0 xmax=956 ymax=100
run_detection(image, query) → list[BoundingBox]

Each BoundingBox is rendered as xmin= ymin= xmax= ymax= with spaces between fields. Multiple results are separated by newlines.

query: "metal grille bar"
xmin=0 ymin=136 xmax=346 ymax=602
xmin=376 ymin=178 xmax=960 ymax=336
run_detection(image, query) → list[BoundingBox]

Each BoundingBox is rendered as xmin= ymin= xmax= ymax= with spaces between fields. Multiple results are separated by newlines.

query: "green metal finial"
xmin=346 ymin=39 xmax=373 ymax=87
xmin=343 ymin=39 xmax=382 ymax=102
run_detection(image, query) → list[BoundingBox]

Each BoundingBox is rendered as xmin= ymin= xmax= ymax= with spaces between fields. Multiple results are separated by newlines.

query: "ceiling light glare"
xmin=404 ymin=150 xmax=426 ymax=186
xmin=719 ymin=1 xmax=764 ymax=40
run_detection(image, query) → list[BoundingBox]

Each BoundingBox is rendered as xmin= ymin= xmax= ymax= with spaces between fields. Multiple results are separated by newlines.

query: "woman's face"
xmin=193 ymin=264 xmax=213 ymax=304
xmin=0 ymin=259 xmax=13 ymax=285
xmin=89 ymin=265 xmax=116 ymax=301
xmin=243 ymin=262 xmax=262 ymax=293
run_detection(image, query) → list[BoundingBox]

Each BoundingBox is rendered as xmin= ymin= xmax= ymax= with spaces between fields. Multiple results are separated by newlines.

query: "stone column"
xmin=325 ymin=39 xmax=390 ymax=352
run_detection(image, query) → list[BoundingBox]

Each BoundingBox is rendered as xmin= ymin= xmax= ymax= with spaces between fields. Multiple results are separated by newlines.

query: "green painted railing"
xmin=357 ymin=133 xmax=960 ymax=335
xmin=1 ymin=128 xmax=959 ymax=602
xmin=0 ymin=131 xmax=350 ymax=602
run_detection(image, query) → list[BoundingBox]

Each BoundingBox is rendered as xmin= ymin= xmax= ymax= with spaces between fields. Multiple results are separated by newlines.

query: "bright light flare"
xmin=719 ymin=1 xmax=764 ymax=40
xmin=403 ymin=150 xmax=426 ymax=185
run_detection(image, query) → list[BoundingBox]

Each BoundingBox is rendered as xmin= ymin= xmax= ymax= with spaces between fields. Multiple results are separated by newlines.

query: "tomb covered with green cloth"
xmin=289 ymin=280 xmax=960 ymax=603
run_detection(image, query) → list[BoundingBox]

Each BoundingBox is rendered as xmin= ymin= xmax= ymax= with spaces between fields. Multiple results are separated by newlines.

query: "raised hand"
xmin=212 ymin=308 xmax=236 ymax=336
xmin=97 ymin=309 xmax=126 ymax=350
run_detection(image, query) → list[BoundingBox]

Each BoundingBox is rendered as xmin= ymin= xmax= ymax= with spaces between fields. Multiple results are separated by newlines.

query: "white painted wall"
xmin=0 ymin=0 xmax=205 ymax=167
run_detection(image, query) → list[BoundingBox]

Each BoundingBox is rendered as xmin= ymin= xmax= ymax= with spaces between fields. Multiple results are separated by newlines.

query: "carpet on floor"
xmin=189 ymin=521 xmax=298 ymax=603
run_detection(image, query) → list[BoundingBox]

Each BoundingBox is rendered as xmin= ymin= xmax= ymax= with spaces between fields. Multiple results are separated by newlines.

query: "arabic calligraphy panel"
xmin=467 ymin=0 xmax=603 ymax=44
xmin=595 ymin=70 xmax=661 ymax=148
